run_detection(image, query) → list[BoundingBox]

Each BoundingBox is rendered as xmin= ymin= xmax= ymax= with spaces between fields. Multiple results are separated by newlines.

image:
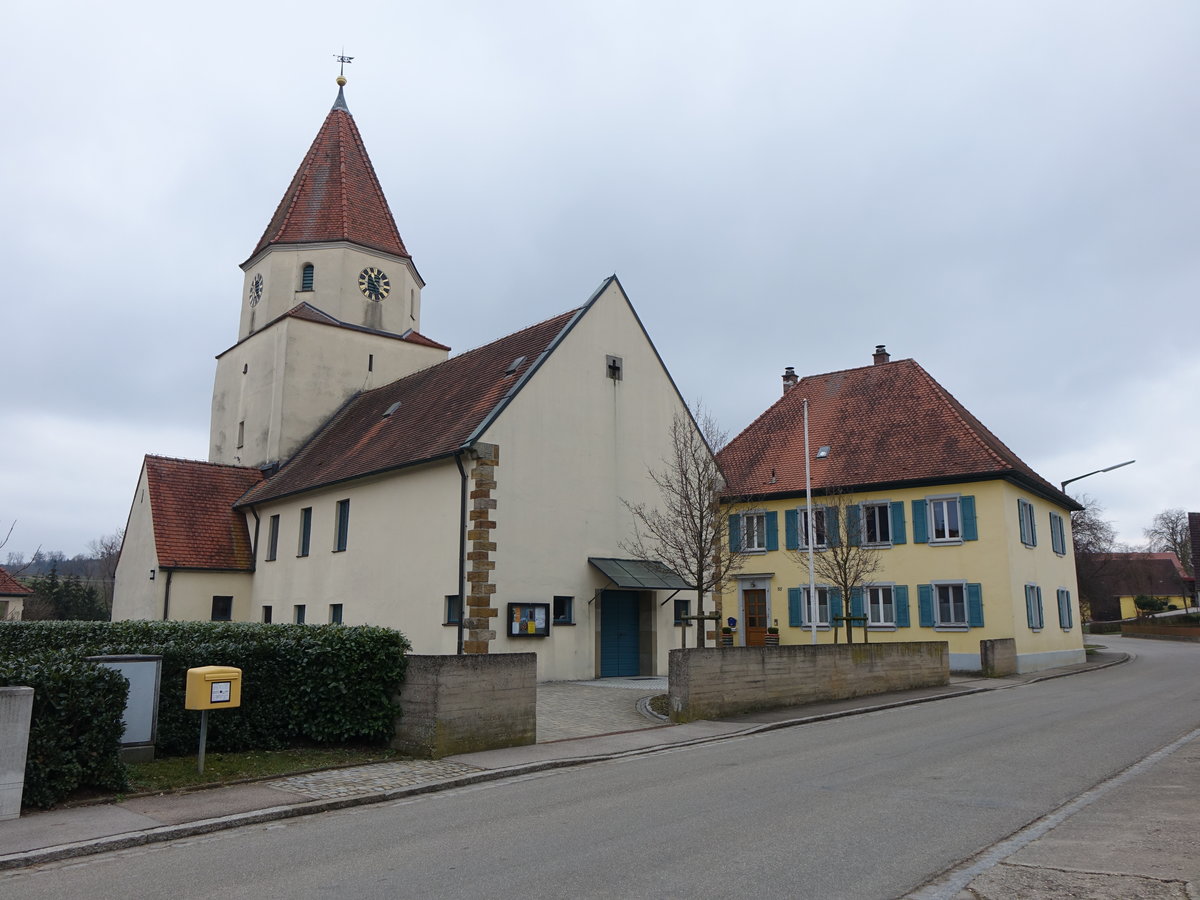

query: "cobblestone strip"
xmin=266 ymin=761 xmax=481 ymax=801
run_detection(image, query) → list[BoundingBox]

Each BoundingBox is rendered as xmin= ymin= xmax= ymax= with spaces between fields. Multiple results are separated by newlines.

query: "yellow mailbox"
xmin=185 ymin=666 xmax=242 ymax=710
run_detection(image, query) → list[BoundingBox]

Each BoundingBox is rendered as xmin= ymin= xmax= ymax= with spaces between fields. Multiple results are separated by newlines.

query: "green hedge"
xmin=0 ymin=653 xmax=129 ymax=808
xmin=0 ymin=622 xmax=410 ymax=757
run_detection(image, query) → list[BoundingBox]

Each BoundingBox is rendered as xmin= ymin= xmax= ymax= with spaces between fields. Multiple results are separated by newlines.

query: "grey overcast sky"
xmin=3 ymin=1 xmax=1197 ymax=559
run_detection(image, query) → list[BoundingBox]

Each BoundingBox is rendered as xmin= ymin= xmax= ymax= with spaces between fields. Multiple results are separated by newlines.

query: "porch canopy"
xmin=588 ymin=558 xmax=691 ymax=590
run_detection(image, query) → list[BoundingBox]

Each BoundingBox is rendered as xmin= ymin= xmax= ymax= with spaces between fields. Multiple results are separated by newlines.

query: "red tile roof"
xmin=216 ymin=302 xmax=450 ymax=359
xmin=1084 ymin=552 xmax=1193 ymax=597
xmin=239 ymin=304 xmax=586 ymax=506
xmin=248 ymin=94 xmax=410 ymax=261
xmin=145 ymin=456 xmax=264 ymax=570
xmin=0 ymin=566 xmax=32 ymax=596
xmin=718 ymin=358 xmax=1078 ymax=508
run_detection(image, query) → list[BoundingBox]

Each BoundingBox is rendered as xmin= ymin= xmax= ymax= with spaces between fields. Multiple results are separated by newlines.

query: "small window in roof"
xmin=383 ymin=401 xmax=402 ymax=417
xmin=505 ymin=356 xmax=526 ymax=376
xmin=816 ymin=446 xmax=831 ymax=459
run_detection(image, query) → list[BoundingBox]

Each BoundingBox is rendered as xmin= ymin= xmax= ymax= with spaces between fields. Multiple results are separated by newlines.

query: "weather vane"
xmin=334 ymin=52 xmax=354 ymax=78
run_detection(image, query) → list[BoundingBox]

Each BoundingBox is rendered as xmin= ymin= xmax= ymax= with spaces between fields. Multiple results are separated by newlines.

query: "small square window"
xmin=606 ymin=355 xmax=623 ymax=381
xmin=329 ymin=603 xmax=343 ymax=624
xmin=445 ymin=595 xmax=463 ymax=625
xmin=211 ymin=596 xmax=233 ymax=622
xmin=262 ymin=605 xmax=273 ymax=623
xmin=553 ymin=596 xmax=574 ymax=625
xmin=294 ymin=604 xmax=306 ymax=624
xmin=673 ymin=598 xmax=691 ymax=626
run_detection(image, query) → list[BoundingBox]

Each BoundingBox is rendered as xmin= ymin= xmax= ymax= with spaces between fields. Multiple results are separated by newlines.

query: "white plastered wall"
xmin=112 ymin=464 xmax=163 ymax=621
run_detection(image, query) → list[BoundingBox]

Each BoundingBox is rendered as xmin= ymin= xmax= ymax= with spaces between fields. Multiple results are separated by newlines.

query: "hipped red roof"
xmin=249 ymin=94 xmax=409 ymax=261
xmin=239 ymin=305 xmax=584 ymax=506
xmin=145 ymin=456 xmax=263 ymax=570
xmin=0 ymin=566 xmax=32 ymax=596
xmin=719 ymin=358 xmax=1076 ymax=508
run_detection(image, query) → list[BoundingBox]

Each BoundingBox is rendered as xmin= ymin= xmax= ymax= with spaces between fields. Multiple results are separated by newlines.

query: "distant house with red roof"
xmin=714 ymin=347 xmax=1085 ymax=674
xmin=113 ymin=82 xmax=697 ymax=680
xmin=1080 ymin=552 xmax=1194 ymax=620
xmin=0 ymin=566 xmax=32 ymax=621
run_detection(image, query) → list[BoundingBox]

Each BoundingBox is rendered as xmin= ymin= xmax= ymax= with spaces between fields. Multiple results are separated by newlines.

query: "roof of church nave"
xmin=247 ymin=81 xmax=411 ymax=263
xmin=215 ymin=302 xmax=450 ymax=358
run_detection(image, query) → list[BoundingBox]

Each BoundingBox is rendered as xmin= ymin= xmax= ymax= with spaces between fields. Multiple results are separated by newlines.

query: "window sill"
xmin=867 ymin=624 xmax=898 ymax=632
xmin=928 ymin=539 xmax=963 ymax=547
xmin=933 ymin=625 xmax=970 ymax=632
xmin=332 ymin=549 xmax=347 ymax=554
xmin=862 ymin=542 xmax=893 ymax=549
xmin=796 ymin=625 xmax=832 ymax=631
xmin=443 ymin=622 xmax=461 ymax=627
xmin=554 ymin=621 xmax=576 ymax=627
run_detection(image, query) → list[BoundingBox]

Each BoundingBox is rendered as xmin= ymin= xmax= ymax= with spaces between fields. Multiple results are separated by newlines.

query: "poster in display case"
xmin=508 ymin=602 xmax=550 ymax=637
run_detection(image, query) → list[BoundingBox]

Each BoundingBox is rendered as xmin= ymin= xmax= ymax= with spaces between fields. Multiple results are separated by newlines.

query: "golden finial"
xmin=337 ymin=75 xmax=347 ymax=86
xmin=334 ymin=51 xmax=353 ymax=86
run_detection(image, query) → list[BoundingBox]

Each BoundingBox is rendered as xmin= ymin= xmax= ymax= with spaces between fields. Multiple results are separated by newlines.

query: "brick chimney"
xmin=873 ymin=345 xmax=890 ymax=366
xmin=782 ymin=366 xmax=798 ymax=394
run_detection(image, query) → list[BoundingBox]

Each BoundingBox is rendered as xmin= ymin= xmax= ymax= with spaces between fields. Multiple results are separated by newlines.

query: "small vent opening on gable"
xmin=383 ymin=401 xmax=402 ymax=418
xmin=606 ymin=355 xmax=623 ymax=381
xmin=505 ymin=356 xmax=526 ymax=376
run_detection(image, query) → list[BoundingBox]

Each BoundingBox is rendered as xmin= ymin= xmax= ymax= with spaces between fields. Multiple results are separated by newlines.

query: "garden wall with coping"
xmin=669 ymin=641 xmax=948 ymax=723
xmin=392 ymin=653 xmax=536 ymax=758
xmin=1121 ymin=624 xmax=1200 ymax=643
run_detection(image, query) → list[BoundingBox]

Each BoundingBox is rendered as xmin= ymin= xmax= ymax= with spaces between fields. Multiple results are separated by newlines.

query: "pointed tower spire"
xmin=247 ymin=73 xmax=409 ymax=262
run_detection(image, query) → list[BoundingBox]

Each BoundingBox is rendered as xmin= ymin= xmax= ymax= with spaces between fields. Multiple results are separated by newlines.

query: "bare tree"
xmin=788 ymin=491 xmax=881 ymax=644
xmin=621 ymin=404 xmax=745 ymax=648
xmin=85 ymin=529 xmax=124 ymax=614
xmin=1144 ymin=508 xmax=1192 ymax=576
xmin=1070 ymin=494 xmax=1120 ymax=620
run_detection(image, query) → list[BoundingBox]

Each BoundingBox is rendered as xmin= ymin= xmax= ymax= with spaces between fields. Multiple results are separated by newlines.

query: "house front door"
xmin=744 ymin=588 xmax=767 ymax=646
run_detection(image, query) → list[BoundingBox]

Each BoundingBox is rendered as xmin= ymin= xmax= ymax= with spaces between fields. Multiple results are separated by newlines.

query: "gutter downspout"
xmin=454 ymin=450 xmax=469 ymax=655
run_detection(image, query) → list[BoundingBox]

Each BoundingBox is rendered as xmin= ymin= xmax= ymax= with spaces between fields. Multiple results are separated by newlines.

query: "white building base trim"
xmin=1016 ymin=647 xmax=1087 ymax=674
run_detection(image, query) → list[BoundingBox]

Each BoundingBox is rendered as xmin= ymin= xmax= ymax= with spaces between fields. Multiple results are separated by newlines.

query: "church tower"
xmin=209 ymin=78 xmax=449 ymax=468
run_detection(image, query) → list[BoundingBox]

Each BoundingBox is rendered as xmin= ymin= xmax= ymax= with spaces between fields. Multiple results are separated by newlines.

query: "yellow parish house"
xmin=715 ymin=346 xmax=1084 ymax=674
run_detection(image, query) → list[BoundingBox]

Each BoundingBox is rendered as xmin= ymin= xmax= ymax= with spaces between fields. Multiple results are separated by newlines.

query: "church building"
xmin=112 ymin=78 xmax=698 ymax=681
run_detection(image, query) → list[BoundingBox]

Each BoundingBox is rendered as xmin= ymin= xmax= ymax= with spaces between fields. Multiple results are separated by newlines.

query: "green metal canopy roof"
xmin=588 ymin=558 xmax=691 ymax=590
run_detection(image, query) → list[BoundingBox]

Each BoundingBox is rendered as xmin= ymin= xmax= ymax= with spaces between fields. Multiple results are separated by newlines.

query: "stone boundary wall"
xmin=0 ymin=686 xmax=34 ymax=820
xmin=980 ymin=638 xmax=1017 ymax=676
xmin=669 ymin=642 xmax=948 ymax=723
xmin=1120 ymin=625 xmax=1200 ymax=644
xmin=392 ymin=653 xmax=535 ymax=758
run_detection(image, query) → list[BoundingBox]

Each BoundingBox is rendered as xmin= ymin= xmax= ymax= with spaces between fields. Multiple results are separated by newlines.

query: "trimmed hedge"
xmin=0 ymin=621 xmax=410 ymax=757
xmin=0 ymin=653 xmax=129 ymax=808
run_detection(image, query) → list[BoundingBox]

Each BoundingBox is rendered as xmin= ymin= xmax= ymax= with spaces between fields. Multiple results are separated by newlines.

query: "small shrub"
xmin=0 ymin=653 xmax=129 ymax=808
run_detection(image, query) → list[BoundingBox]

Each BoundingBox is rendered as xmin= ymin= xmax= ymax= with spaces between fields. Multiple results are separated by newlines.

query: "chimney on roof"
xmin=873 ymin=345 xmax=890 ymax=366
xmin=782 ymin=366 xmax=798 ymax=394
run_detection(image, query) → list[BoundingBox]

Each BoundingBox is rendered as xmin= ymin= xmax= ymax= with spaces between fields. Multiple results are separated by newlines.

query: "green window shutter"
xmin=912 ymin=500 xmax=929 ymax=544
xmin=765 ymin=511 xmax=779 ymax=552
xmin=830 ymin=589 xmax=843 ymax=622
xmin=846 ymin=506 xmax=862 ymax=546
xmin=729 ymin=514 xmax=742 ymax=552
xmin=1058 ymin=589 xmax=1073 ymax=629
xmin=894 ymin=585 xmax=911 ymax=627
xmin=826 ymin=507 xmax=841 ymax=547
xmin=850 ymin=587 xmax=864 ymax=618
xmin=1025 ymin=585 xmax=1036 ymax=628
xmin=966 ymin=582 xmax=984 ymax=627
xmin=1018 ymin=500 xmax=1029 ymax=545
xmin=890 ymin=501 xmax=907 ymax=545
xmin=788 ymin=587 xmax=803 ymax=627
xmin=1029 ymin=507 xmax=1037 ymax=546
xmin=917 ymin=584 xmax=934 ymax=627
xmin=961 ymin=496 xmax=978 ymax=541
xmin=785 ymin=509 xmax=799 ymax=550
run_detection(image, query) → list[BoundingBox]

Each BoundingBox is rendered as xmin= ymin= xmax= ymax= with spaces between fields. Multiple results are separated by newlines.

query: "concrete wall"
xmin=392 ymin=654 xmax=536 ymax=758
xmin=668 ymin=641 xmax=948 ymax=723
xmin=980 ymin=638 xmax=1017 ymax=676
xmin=0 ymin=686 xmax=34 ymax=820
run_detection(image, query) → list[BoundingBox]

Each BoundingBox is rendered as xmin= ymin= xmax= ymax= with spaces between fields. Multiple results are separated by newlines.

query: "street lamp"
xmin=1060 ymin=460 xmax=1135 ymax=493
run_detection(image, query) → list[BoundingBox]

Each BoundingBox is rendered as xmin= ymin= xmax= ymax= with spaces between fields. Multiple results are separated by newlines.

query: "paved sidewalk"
xmin=0 ymin=649 xmax=1156 ymax=885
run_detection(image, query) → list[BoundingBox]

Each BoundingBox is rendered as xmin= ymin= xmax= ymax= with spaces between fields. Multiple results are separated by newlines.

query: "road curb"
xmin=1 ymin=655 xmax=1127 ymax=872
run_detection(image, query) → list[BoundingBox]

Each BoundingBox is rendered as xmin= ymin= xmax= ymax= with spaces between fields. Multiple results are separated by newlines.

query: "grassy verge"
xmin=126 ymin=745 xmax=401 ymax=794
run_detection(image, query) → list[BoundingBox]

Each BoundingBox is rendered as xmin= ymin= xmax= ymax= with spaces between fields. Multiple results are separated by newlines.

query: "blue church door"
xmin=600 ymin=590 xmax=641 ymax=677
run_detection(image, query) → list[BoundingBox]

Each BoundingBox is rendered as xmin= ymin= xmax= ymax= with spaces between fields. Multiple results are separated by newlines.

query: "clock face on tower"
xmin=248 ymin=273 xmax=263 ymax=307
xmin=358 ymin=267 xmax=391 ymax=302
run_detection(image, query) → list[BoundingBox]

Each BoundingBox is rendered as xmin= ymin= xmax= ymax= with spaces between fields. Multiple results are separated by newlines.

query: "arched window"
xmin=301 ymin=263 xmax=314 ymax=291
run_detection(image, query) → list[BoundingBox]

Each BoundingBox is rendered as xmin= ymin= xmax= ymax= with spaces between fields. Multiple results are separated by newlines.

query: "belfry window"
xmin=301 ymin=263 xmax=314 ymax=291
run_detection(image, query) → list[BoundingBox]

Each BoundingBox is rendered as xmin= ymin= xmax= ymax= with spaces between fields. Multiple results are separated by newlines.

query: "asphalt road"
xmin=6 ymin=638 xmax=1198 ymax=900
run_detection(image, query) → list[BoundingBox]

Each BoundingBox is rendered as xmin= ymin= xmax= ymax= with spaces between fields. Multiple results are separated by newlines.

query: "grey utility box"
xmin=87 ymin=655 xmax=163 ymax=763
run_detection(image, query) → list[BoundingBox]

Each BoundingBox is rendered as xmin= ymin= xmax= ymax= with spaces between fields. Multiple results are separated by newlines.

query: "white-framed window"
xmin=862 ymin=502 xmax=891 ymax=545
xmin=743 ymin=512 xmax=768 ymax=551
xmin=800 ymin=586 xmax=832 ymax=626
xmin=867 ymin=585 xmax=895 ymax=626
xmin=1025 ymin=584 xmax=1044 ymax=630
xmin=930 ymin=497 xmax=961 ymax=543
xmin=798 ymin=508 xmax=827 ymax=549
xmin=935 ymin=582 xmax=968 ymax=626
xmin=1018 ymin=499 xmax=1038 ymax=547
xmin=1049 ymin=511 xmax=1067 ymax=556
